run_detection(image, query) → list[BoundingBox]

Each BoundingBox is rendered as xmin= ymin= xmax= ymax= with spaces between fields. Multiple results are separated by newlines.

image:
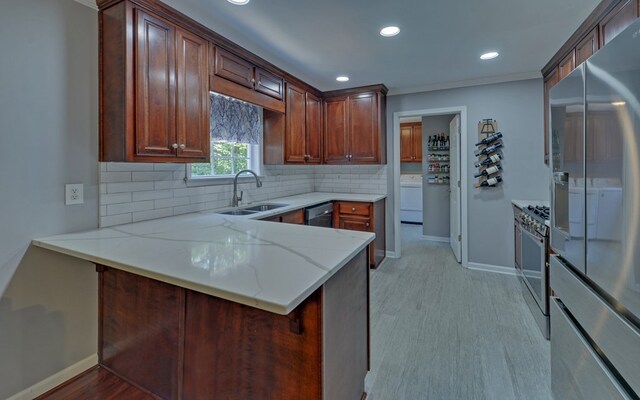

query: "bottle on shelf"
xmin=474 ymin=142 xmax=503 ymax=157
xmin=427 ymin=135 xmax=432 ymax=149
xmin=474 ymin=176 xmax=503 ymax=188
xmin=475 ymin=153 xmax=501 ymax=167
xmin=474 ymin=164 xmax=502 ymax=178
xmin=475 ymin=132 xmax=503 ymax=147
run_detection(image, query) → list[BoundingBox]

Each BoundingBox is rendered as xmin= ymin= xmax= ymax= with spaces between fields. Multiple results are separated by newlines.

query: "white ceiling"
xmin=161 ymin=0 xmax=600 ymax=94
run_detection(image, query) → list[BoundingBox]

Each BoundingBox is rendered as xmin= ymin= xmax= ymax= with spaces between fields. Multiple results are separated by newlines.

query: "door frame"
xmin=392 ymin=106 xmax=468 ymax=268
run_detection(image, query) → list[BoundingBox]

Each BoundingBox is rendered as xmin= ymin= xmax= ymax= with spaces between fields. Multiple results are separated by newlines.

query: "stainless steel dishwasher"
xmin=305 ymin=202 xmax=333 ymax=227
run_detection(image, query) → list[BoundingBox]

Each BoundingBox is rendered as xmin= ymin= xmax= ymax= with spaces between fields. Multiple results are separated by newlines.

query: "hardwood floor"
xmin=365 ymin=224 xmax=552 ymax=400
xmin=35 ymin=366 xmax=156 ymax=400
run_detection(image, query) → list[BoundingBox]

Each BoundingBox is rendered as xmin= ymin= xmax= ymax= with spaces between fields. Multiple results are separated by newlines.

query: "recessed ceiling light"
xmin=336 ymin=76 xmax=350 ymax=82
xmin=612 ymin=101 xmax=626 ymax=106
xmin=227 ymin=0 xmax=250 ymax=5
xmin=480 ymin=51 xmax=499 ymax=60
xmin=380 ymin=26 xmax=400 ymax=37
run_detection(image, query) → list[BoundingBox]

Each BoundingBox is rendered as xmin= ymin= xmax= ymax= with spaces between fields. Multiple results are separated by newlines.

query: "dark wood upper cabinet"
xmin=323 ymin=97 xmax=349 ymax=164
xmin=285 ymin=84 xmax=307 ymax=163
xmin=575 ymin=27 xmax=599 ymax=66
xmin=305 ymin=92 xmax=322 ymax=163
xmin=558 ymin=50 xmax=576 ymax=80
xmin=213 ymin=46 xmax=284 ymax=102
xmin=400 ymin=125 xmax=413 ymax=163
xmin=100 ymin=2 xmax=209 ymax=163
xmin=600 ymin=0 xmax=638 ymax=45
xmin=255 ymin=67 xmax=284 ymax=100
xmin=540 ymin=0 xmax=640 ymax=164
xmin=400 ymin=123 xmax=422 ymax=163
xmin=214 ymin=47 xmax=254 ymax=89
xmin=135 ymin=9 xmax=176 ymax=158
xmin=176 ymin=29 xmax=210 ymax=159
xmin=323 ymin=85 xmax=387 ymax=165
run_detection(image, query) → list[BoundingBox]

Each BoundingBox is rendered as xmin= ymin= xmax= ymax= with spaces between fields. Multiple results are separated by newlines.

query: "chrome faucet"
xmin=231 ymin=169 xmax=262 ymax=207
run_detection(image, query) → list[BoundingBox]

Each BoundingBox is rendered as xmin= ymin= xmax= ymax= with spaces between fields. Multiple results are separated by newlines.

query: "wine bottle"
xmin=474 ymin=176 xmax=503 ymax=188
xmin=473 ymin=164 xmax=502 ymax=178
xmin=474 ymin=142 xmax=503 ymax=157
xmin=475 ymin=132 xmax=503 ymax=147
xmin=474 ymin=153 xmax=501 ymax=167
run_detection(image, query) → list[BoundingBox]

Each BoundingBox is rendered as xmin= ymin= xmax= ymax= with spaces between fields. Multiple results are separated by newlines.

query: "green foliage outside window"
xmin=191 ymin=141 xmax=251 ymax=177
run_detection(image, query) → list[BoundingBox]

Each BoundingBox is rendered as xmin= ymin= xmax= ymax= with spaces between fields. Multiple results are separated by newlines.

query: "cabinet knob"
xmin=352 ymin=207 xmax=356 ymax=212
xmin=172 ymin=143 xmax=178 ymax=149
xmin=180 ymin=144 xmax=186 ymax=150
xmin=366 ymin=223 xmax=370 ymax=227
xmin=251 ymin=78 xmax=256 ymax=83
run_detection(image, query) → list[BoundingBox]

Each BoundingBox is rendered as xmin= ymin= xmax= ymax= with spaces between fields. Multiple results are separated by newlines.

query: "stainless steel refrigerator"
xmin=549 ymin=17 xmax=640 ymax=400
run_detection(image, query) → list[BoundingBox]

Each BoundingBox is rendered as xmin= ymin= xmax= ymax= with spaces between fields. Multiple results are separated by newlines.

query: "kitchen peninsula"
xmin=32 ymin=202 xmax=376 ymax=399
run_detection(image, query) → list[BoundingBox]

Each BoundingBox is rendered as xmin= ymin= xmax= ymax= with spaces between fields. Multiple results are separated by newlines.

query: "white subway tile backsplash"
xmin=106 ymin=162 xmax=154 ymax=172
xmin=100 ymin=213 xmax=132 ymax=227
xmin=98 ymin=162 xmax=386 ymax=227
xmin=101 ymin=192 xmax=133 ymax=205
xmin=107 ymin=200 xmax=154 ymax=215
xmin=154 ymin=197 xmax=190 ymax=209
xmin=132 ymin=189 xmax=173 ymax=202
xmin=100 ymin=171 xmax=132 ymax=183
xmin=106 ymin=181 xmax=154 ymax=193
xmin=132 ymin=171 xmax=175 ymax=181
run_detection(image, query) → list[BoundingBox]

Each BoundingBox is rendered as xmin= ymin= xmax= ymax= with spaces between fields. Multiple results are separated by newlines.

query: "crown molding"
xmin=388 ymin=71 xmax=542 ymax=96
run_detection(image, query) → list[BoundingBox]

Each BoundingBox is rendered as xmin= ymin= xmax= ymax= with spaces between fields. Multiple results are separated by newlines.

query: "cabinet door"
xmin=305 ymin=92 xmax=322 ymax=164
xmin=558 ymin=50 xmax=575 ymax=80
xmin=600 ymin=0 xmax=638 ymax=45
xmin=576 ymin=27 xmax=599 ymax=66
xmin=349 ymin=93 xmax=379 ymax=163
xmin=135 ymin=9 xmax=176 ymax=157
xmin=543 ymin=68 xmax=560 ymax=164
xmin=214 ymin=47 xmax=254 ymax=88
xmin=176 ymin=29 xmax=209 ymax=160
xmin=324 ymin=97 xmax=349 ymax=164
xmin=412 ymin=124 xmax=423 ymax=161
xmin=285 ymin=84 xmax=307 ymax=163
xmin=255 ymin=67 xmax=284 ymax=100
xmin=400 ymin=125 xmax=413 ymax=162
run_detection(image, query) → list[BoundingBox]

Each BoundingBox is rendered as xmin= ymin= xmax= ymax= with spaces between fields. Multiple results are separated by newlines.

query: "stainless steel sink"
xmin=243 ymin=203 xmax=288 ymax=212
xmin=217 ymin=209 xmax=258 ymax=216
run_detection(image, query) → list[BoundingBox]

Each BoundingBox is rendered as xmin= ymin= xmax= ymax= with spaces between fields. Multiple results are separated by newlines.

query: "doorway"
xmin=393 ymin=107 xmax=468 ymax=267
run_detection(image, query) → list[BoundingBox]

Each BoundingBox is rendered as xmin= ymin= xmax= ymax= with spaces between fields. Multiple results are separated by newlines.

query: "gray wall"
xmin=400 ymin=162 xmax=421 ymax=174
xmin=387 ymin=79 xmax=550 ymax=267
xmin=422 ymin=115 xmax=454 ymax=238
xmin=0 ymin=1 xmax=99 ymax=397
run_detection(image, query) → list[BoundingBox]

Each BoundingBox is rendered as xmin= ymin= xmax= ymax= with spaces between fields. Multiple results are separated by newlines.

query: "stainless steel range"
xmin=514 ymin=204 xmax=550 ymax=339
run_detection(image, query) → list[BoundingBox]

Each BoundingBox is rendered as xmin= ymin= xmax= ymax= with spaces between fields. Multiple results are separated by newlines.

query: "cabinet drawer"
xmin=338 ymin=216 xmax=371 ymax=232
xmin=337 ymin=202 xmax=371 ymax=216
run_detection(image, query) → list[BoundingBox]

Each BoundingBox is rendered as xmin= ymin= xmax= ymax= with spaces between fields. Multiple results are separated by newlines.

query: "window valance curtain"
xmin=210 ymin=92 xmax=261 ymax=145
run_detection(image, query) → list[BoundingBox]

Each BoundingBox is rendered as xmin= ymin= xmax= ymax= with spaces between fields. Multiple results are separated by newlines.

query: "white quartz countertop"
xmin=400 ymin=174 xmax=423 ymax=188
xmin=511 ymin=199 xmax=550 ymax=210
xmin=32 ymin=192 xmax=385 ymax=315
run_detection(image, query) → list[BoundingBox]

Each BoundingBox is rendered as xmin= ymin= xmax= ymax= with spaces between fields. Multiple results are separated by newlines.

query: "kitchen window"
xmin=189 ymin=92 xmax=262 ymax=181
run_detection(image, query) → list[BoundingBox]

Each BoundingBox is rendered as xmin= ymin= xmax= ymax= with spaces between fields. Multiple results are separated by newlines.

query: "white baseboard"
xmin=467 ymin=262 xmax=518 ymax=276
xmin=385 ymin=250 xmax=398 ymax=258
xmin=7 ymin=354 xmax=98 ymax=400
xmin=422 ymin=235 xmax=450 ymax=243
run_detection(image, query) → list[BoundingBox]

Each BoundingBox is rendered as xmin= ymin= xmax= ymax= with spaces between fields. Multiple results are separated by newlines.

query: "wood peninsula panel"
xmin=183 ymin=289 xmax=323 ymax=399
xmin=99 ymin=266 xmax=184 ymax=400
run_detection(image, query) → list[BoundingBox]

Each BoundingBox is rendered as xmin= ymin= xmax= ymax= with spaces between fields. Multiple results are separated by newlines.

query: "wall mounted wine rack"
xmin=474 ymin=119 xmax=503 ymax=189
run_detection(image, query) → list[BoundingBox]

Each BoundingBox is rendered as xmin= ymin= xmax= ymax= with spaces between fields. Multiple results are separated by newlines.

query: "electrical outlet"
xmin=65 ymin=183 xmax=84 ymax=205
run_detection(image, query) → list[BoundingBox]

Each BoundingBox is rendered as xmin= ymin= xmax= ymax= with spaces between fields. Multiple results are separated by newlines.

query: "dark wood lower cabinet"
xmin=94 ymin=249 xmax=368 ymax=400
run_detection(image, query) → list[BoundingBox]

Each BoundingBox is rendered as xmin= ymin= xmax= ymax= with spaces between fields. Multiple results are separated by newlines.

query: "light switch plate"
xmin=65 ymin=183 xmax=84 ymax=205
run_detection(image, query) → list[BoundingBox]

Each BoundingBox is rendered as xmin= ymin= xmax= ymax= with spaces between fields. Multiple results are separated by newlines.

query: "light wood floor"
xmin=365 ymin=224 xmax=552 ymax=400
